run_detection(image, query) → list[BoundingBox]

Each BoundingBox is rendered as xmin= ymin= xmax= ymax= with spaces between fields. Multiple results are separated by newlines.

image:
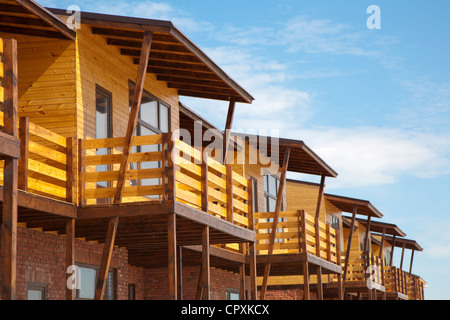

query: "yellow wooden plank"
xmin=28 ymin=158 xmax=67 ymax=182
xmin=82 ymin=168 xmax=163 ymax=183
xmin=84 ymin=184 xmax=163 ymax=199
xmin=28 ymin=121 xmax=67 ymax=147
xmin=83 ymin=151 xmax=163 ymax=166
xmin=28 ymin=140 xmax=67 ymax=165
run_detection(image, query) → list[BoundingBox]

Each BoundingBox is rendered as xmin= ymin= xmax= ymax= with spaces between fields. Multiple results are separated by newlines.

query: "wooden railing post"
xmin=78 ymin=139 xmax=85 ymax=206
xmin=226 ymin=165 xmax=234 ymax=223
xmin=246 ymin=178 xmax=257 ymax=300
xmin=201 ymin=157 xmax=209 ymax=213
xmin=66 ymin=136 xmax=77 ymax=204
xmin=18 ymin=117 xmax=29 ymax=191
xmin=166 ymin=137 xmax=176 ymax=203
xmin=161 ymin=133 xmax=168 ymax=201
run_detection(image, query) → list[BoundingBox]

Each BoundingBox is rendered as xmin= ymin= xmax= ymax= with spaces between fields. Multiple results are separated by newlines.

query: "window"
xmin=96 ymin=85 xmax=113 ymax=204
xmin=264 ymin=174 xmax=284 ymax=242
xmin=385 ymin=248 xmax=392 ymax=266
xmin=128 ymin=284 xmax=136 ymax=300
xmin=76 ymin=265 xmax=116 ymax=300
xmin=330 ymin=215 xmax=340 ymax=231
xmin=27 ymin=283 xmax=47 ymax=300
xmin=226 ymin=288 xmax=240 ymax=300
xmin=129 ymin=82 xmax=170 ymax=191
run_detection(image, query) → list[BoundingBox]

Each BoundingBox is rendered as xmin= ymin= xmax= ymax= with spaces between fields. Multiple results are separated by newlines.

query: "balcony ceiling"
xmin=325 ymin=194 xmax=383 ymax=218
xmin=0 ymin=0 xmax=75 ymax=40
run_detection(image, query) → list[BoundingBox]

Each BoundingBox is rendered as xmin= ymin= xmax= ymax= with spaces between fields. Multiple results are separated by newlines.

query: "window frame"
xmin=75 ymin=263 xmax=117 ymax=301
xmin=226 ymin=288 xmax=240 ymax=300
xmin=27 ymin=282 xmax=48 ymax=300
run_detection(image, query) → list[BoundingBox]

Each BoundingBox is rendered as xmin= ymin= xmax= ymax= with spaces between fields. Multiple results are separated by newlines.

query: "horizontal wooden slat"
xmin=82 ymin=168 xmax=163 ymax=183
xmin=28 ymin=140 xmax=66 ymax=165
xmin=28 ymin=158 xmax=66 ymax=182
xmin=83 ymin=151 xmax=162 ymax=166
xmin=29 ymin=121 xmax=67 ymax=147
xmin=84 ymin=184 xmax=163 ymax=199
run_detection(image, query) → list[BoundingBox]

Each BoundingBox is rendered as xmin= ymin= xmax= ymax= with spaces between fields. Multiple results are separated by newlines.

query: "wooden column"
xmin=399 ymin=243 xmax=406 ymax=270
xmin=390 ymin=235 xmax=396 ymax=267
xmin=316 ymin=267 xmax=323 ymax=300
xmin=260 ymin=146 xmax=291 ymax=300
xmin=201 ymin=226 xmax=210 ymax=300
xmin=315 ymin=174 xmax=326 ymax=219
xmin=335 ymin=229 xmax=344 ymax=300
xmin=223 ymin=99 xmax=236 ymax=164
xmin=247 ymin=179 xmax=257 ymax=300
xmin=343 ymin=204 xmax=357 ymax=281
xmin=409 ymin=250 xmax=415 ymax=276
xmin=18 ymin=117 xmax=29 ymax=191
xmin=94 ymin=217 xmax=119 ymax=300
xmin=168 ymin=213 xmax=177 ymax=300
xmin=363 ymin=215 xmax=372 ymax=253
xmin=177 ymin=246 xmax=183 ymax=300
xmin=303 ymin=260 xmax=310 ymax=300
xmin=65 ymin=219 xmax=75 ymax=300
xmin=114 ymin=31 xmax=152 ymax=204
xmin=66 ymin=136 xmax=77 ymax=203
xmin=2 ymin=38 xmax=18 ymax=300
xmin=226 ymin=165 xmax=234 ymax=223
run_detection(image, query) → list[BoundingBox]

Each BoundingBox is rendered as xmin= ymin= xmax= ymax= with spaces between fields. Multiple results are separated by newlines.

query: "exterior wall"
xmin=75 ymin=25 xmax=180 ymax=140
xmin=0 ymin=33 xmax=77 ymax=138
xmin=0 ymin=227 xmax=249 ymax=300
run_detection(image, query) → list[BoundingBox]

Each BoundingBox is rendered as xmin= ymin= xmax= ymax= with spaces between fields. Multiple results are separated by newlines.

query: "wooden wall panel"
xmin=76 ymin=26 xmax=180 ymax=140
xmin=0 ymin=33 xmax=77 ymax=138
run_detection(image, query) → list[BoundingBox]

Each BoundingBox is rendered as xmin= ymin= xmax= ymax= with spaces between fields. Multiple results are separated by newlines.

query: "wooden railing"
xmin=254 ymin=210 xmax=339 ymax=264
xmin=172 ymin=139 xmax=249 ymax=228
xmin=342 ymin=252 xmax=384 ymax=287
xmin=79 ymin=134 xmax=251 ymax=228
xmin=407 ymin=274 xmax=426 ymax=300
xmin=384 ymin=266 xmax=408 ymax=296
xmin=0 ymin=117 xmax=74 ymax=202
xmin=80 ymin=134 xmax=167 ymax=204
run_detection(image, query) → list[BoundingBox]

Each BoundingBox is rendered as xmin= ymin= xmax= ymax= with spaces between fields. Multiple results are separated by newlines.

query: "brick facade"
xmin=0 ymin=227 xmax=257 ymax=300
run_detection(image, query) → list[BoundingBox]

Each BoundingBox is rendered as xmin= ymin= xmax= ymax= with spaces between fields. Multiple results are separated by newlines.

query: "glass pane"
xmin=27 ymin=289 xmax=43 ymax=300
xmin=264 ymin=176 xmax=268 ymax=193
xmin=159 ymin=104 xmax=169 ymax=132
xmin=104 ymin=271 xmax=115 ymax=300
xmin=268 ymin=176 xmax=277 ymax=197
xmin=140 ymin=100 xmax=158 ymax=129
xmin=96 ymin=88 xmax=111 ymax=140
xmin=78 ymin=267 xmax=97 ymax=299
xmin=140 ymin=126 xmax=160 ymax=187
xmin=228 ymin=292 xmax=240 ymax=300
xmin=269 ymin=197 xmax=276 ymax=212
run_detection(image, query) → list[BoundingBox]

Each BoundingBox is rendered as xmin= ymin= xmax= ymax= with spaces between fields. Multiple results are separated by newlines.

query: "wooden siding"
xmin=75 ymin=25 xmax=180 ymax=140
xmin=0 ymin=33 xmax=77 ymax=138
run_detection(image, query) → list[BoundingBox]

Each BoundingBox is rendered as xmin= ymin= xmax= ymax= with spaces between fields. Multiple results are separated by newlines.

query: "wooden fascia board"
xmin=16 ymin=1 xmax=76 ymax=40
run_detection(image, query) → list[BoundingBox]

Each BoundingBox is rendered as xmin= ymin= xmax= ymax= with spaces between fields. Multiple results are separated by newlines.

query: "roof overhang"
xmin=325 ymin=194 xmax=383 ymax=218
xmin=383 ymin=235 xmax=423 ymax=252
xmin=0 ymin=0 xmax=75 ymax=40
xmin=48 ymin=8 xmax=254 ymax=104
xmin=231 ymin=133 xmax=338 ymax=178
xmin=354 ymin=218 xmax=406 ymax=237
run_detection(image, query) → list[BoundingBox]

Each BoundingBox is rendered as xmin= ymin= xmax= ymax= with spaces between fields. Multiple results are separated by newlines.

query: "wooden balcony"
xmin=255 ymin=210 xmax=340 ymax=264
xmin=79 ymin=134 xmax=251 ymax=229
xmin=384 ymin=266 xmax=408 ymax=300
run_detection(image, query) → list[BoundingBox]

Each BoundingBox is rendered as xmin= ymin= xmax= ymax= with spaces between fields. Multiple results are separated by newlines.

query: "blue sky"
xmin=39 ymin=0 xmax=450 ymax=299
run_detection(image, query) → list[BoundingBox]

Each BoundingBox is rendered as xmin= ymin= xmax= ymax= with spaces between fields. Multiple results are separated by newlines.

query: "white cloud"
xmin=285 ymin=127 xmax=450 ymax=189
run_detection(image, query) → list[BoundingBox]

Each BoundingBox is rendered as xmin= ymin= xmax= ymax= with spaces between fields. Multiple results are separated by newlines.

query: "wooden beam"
xmin=316 ymin=266 xmax=323 ymax=300
xmin=390 ymin=235 xmax=396 ymax=267
xmin=226 ymin=166 xmax=234 ymax=223
xmin=65 ymin=219 xmax=75 ymax=300
xmin=315 ymin=174 xmax=326 ymax=219
xmin=303 ymin=261 xmax=310 ymax=300
xmin=94 ymin=217 xmax=119 ymax=300
xmin=18 ymin=117 xmax=29 ymax=191
xmin=247 ymin=179 xmax=257 ymax=301
xmin=223 ymin=99 xmax=236 ymax=164
xmin=260 ymin=146 xmax=291 ymax=300
xmin=1 ymin=38 xmax=18 ymax=300
xmin=409 ymin=250 xmax=415 ymax=276
xmin=66 ymin=137 xmax=77 ymax=204
xmin=168 ymin=213 xmax=177 ymax=300
xmin=201 ymin=226 xmax=210 ymax=300
xmin=364 ymin=215 xmax=372 ymax=253
xmin=343 ymin=204 xmax=357 ymax=281
xmin=400 ymin=243 xmax=406 ymax=270
xmin=114 ymin=31 xmax=152 ymax=204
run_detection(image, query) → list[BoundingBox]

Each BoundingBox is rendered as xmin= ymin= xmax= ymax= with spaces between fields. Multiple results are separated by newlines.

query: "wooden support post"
xmin=223 ymin=99 xmax=236 ymax=164
xmin=78 ymin=139 xmax=85 ymax=206
xmin=343 ymin=204 xmax=357 ymax=281
xmin=166 ymin=138 xmax=176 ymax=202
xmin=239 ymin=244 xmax=246 ymax=300
xmin=247 ymin=179 xmax=257 ymax=300
xmin=2 ymin=38 xmax=18 ymax=301
xmin=66 ymin=137 xmax=77 ymax=203
xmin=201 ymin=158 xmax=209 ymax=213
xmin=178 ymin=246 xmax=183 ymax=300
xmin=94 ymin=217 xmax=119 ymax=300
xmin=400 ymin=243 xmax=406 ymax=270
xmin=390 ymin=235 xmax=396 ymax=267
xmin=168 ymin=213 xmax=177 ymax=300
xmin=315 ymin=174 xmax=326 ymax=220
xmin=201 ymin=226 xmax=210 ymax=300
xmin=226 ymin=165 xmax=234 ymax=223
xmin=364 ymin=215 xmax=372 ymax=253
xmin=316 ymin=266 xmax=323 ymax=300
xmin=18 ymin=117 xmax=29 ymax=191
xmin=114 ymin=31 xmax=152 ymax=204
xmin=65 ymin=219 xmax=75 ymax=300
xmin=409 ymin=250 xmax=415 ymax=276
xmin=335 ymin=229 xmax=344 ymax=300
xmin=260 ymin=146 xmax=291 ymax=300
xmin=303 ymin=260 xmax=310 ymax=300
